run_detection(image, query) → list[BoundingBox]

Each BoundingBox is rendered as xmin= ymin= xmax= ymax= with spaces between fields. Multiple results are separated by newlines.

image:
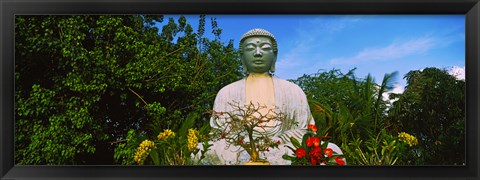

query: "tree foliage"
xmin=388 ymin=67 xmax=465 ymax=165
xmin=293 ymin=69 xmax=397 ymax=144
xmin=15 ymin=15 xmax=242 ymax=165
xmin=294 ymin=67 xmax=464 ymax=165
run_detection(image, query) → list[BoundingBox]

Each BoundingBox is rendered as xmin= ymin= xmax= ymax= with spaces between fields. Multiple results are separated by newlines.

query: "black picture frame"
xmin=1 ymin=0 xmax=479 ymax=180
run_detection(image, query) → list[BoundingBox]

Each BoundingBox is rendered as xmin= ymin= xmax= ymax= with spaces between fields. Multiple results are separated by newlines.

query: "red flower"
xmin=308 ymin=124 xmax=317 ymax=132
xmin=335 ymin=157 xmax=345 ymax=165
xmin=295 ymin=148 xmax=306 ymax=158
xmin=306 ymin=137 xmax=314 ymax=147
xmin=309 ymin=146 xmax=322 ymax=165
xmin=310 ymin=156 xmax=317 ymax=165
xmin=324 ymin=148 xmax=333 ymax=158
xmin=312 ymin=137 xmax=321 ymax=147
xmin=307 ymin=137 xmax=321 ymax=147
xmin=276 ymin=140 xmax=281 ymax=145
xmin=309 ymin=147 xmax=322 ymax=159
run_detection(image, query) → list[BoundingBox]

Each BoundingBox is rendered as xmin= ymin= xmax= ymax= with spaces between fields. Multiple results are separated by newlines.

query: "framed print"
xmin=1 ymin=0 xmax=479 ymax=180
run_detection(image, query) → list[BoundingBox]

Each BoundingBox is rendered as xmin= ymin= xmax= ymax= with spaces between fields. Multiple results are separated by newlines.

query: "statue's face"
xmin=241 ymin=36 xmax=276 ymax=74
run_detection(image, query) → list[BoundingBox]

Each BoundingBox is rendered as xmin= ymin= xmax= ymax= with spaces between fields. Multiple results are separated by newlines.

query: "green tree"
xmin=388 ymin=67 xmax=465 ymax=165
xmin=294 ymin=69 xmax=397 ymax=144
xmin=293 ymin=69 xmax=402 ymax=165
xmin=15 ymin=15 xmax=242 ymax=165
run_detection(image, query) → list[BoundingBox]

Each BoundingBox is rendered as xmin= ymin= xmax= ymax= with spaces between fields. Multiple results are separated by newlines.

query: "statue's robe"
xmin=198 ymin=75 xmax=343 ymax=165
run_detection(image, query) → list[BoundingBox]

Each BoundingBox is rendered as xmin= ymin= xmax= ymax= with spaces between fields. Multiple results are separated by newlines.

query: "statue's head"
xmin=239 ymin=28 xmax=278 ymax=74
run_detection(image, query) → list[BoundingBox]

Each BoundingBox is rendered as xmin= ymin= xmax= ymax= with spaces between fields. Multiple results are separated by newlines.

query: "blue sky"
xmin=159 ymin=15 xmax=465 ymax=94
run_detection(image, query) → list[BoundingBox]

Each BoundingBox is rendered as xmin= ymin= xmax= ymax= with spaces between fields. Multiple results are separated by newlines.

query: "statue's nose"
xmin=254 ymin=48 xmax=262 ymax=57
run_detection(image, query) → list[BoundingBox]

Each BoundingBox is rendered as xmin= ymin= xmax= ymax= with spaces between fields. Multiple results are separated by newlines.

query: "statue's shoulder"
xmin=217 ymin=78 xmax=245 ymax=95
xmin=273 ymin=77 xmax=303 ymax=91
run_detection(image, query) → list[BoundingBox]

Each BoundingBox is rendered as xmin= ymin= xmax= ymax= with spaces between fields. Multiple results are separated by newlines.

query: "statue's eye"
xmin=245 ymin=45 xmax=256 ymax=51
xmin=261 ymin=44 xmax=272 ymax=51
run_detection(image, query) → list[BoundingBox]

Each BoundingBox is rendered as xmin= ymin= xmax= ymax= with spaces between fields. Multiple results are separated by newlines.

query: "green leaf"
xmin=302 ymin=134 xmax=309 ymax=149
xmin=282 ymin=154 xmax=296 ymax=161
xmin=290 ymin=137 xmax=301 ymax=149
xmin=285 ymin=145 xmax=297 ymax=153
xmin=179 ymin=112 xmax=198 ymax=137
xmin=150 ymin=148 xmax=160 ymax=165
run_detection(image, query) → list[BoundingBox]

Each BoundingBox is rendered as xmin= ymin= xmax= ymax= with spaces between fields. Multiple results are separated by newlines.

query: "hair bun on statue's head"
xmin=240 ymin=28 xmax=277 ymax=43
xmin=239 ymin=28 xmax=278 ymax=55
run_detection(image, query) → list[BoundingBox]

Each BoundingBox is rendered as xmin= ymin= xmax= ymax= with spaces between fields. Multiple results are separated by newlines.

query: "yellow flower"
xmin=398 ymin=132 xmax=419 ymax=147
xmin=187 ymin=128 xmax=199 ymax=152
xmin=134 ymin=139 xmax=156 ymax=165
xmin=157 ymin=129 xmax=176 ymax=141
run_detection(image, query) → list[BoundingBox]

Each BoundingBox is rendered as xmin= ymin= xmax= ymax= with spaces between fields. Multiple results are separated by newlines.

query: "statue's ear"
xmin=270 ymin=56 xmax=276 ymax=73
xmin=241 ymin=58 xmax=248 ymax=74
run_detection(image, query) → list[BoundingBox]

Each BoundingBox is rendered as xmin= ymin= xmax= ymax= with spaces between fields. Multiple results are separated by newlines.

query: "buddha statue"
xmin=198 ymin=28 xmax=343 ymax=165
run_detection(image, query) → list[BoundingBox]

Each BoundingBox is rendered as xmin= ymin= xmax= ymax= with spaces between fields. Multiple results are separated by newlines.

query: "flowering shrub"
xmin=283 ymin=124 xmax=345 ymax=165
xmin=134 ymin=140 xmax=156 ymax=165
xmin=397 ymin=132 xmax=418 ymax=147
xmin=342 ymin=129 xmax=419 ymax=165
xmin=157 ymin=129 xmax=176 ymax=141
xmin=131 ymin=127 xmax=207 ymax=165
xmin=187 ymin=128 xmax=199 ymax=152
xmin=129 ymin=113 xmax=210 ymax=165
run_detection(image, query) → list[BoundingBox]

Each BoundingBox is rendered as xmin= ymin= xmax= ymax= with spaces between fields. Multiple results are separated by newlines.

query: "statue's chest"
xmin=245 ymin=76 xmax=275 ymax=118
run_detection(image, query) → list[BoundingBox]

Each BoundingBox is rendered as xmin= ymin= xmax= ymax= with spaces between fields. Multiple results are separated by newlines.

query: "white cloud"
xmin=380 ymin=66 xmax=464 ymax=104
xmin=302 ymin=15 xmax=364 ymax=34
xmin=448 ymin=66 xmax=465 ymax=80
xmin=275 ymin=42 xmax=312 ymax=79
xmin=276 ymin=16 xmax=362 ymax=79
xmin=382 ymin=83 xmax=405 ymax=105
xmin=275 ymin=16 xmax=464 ymax=81
xmin=276 ymin=56 xmax=304 ymax=69
xmin=391 ymin=84 xmax=405 ymax=94
xmin=329 ymin=37 xmax=436 ymax=65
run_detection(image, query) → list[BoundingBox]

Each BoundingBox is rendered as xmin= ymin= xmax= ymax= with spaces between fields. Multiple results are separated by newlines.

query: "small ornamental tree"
xmin=210 ymin=102 xmax=285 ymax=164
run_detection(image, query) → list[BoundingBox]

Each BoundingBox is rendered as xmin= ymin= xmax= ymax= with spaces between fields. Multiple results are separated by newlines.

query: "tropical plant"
xmin=293 ymin=69 xmax=421 ymax=165
xmin=294 ymin=67 xmax=464 ymax=165
xmin=342 ymin=130 xmax=417 ymax=165
xmin=125 ymin=113 xmax=211 ymax=165
xmin=295 ymin=69 xmax=398 ymax=149
xmin=283 ymin=124 xmax=345 ymax=165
